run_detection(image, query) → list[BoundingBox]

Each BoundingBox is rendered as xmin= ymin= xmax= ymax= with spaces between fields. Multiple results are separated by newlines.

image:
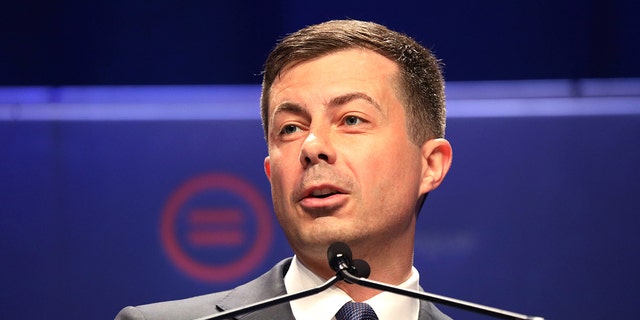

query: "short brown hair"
xmin=260 ymin=19 xmax=446 ymax=144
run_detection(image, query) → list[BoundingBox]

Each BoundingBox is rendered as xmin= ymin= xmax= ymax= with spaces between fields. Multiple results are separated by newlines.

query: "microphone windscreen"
xmin=327 ymin=242 xmax=353 ymax=271
xmin=352 ymin=259 xmax=371 ymax=278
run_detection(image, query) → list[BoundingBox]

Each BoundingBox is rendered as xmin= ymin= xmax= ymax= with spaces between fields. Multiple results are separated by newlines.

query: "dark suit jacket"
xmin=115 ymin=258 xmax=451 ymax=320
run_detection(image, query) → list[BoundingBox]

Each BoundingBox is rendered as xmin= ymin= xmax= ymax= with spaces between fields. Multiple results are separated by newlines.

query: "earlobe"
xmin=264 ymin=156 xmax=272 ymax=181
xmin=419 ymin=138 xmax=453 ymax=195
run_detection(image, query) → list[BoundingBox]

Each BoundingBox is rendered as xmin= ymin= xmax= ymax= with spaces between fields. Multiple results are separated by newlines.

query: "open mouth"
xmin=299 ymin=185 xmax=348 ymax=209
xmin=307 ymin=188 xmax=342 ymax=199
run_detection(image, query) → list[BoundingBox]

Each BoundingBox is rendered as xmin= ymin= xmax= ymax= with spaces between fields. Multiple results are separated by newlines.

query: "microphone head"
xmin=327 ymin=242 xmax=353 ymax=272
xmin=352 ymin=259 xmax=371 ymax=278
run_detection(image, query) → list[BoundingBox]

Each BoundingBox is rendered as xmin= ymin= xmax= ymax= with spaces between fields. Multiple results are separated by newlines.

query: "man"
xmin=116 ymin=19 xmax=453 ymax=320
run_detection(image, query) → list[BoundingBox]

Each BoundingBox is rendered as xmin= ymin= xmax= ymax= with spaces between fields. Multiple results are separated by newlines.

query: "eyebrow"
xmin=271 ymin=91 xmax=383 ymax=120
xmin=328 ymin=92 xmax=382 ymax=111
xmin=272 ymin=102 xmax=307 ymax=119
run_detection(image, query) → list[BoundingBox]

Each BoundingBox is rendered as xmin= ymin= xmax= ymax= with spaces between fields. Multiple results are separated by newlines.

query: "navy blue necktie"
xmin=335 ymin=301 xmax=379 ymax=320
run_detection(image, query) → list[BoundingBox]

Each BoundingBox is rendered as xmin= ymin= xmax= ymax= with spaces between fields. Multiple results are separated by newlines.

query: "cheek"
xmin=348 ymin=138 xmax=410 ymax=172
xmin=267 ymin=156 xmax=299 ymax=200
xmin=269 ymin=165 xmax=287 ymax=193
xmin=269 ymin=142 xmax=303 ymax=166
xmin=354 ymin=143 xmax=422 ymax=192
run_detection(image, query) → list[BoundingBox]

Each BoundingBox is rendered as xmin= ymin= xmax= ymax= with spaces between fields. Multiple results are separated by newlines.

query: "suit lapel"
xmin=215 ymin=258 xmax=295 ymax=320
xmin=418 ymin=299 xmax=452 ymax=320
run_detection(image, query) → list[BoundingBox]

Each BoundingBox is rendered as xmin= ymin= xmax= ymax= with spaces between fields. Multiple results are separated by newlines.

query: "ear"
xmin=264 ymin=156 xmax=272 ymax=182
xmin=418 ymin=138 xmax=453 ymax=195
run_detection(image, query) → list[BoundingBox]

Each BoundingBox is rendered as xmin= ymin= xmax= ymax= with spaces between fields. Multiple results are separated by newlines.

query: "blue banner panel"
xmin=0 ymin=120 xmax=291 ymax=319
xmin=416 ymin=116 xmax=640 ymax=319
xmin=1 ymin=115 xmax=639 ymax=319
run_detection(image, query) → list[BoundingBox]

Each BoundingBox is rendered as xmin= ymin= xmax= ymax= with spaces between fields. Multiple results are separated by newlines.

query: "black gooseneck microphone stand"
xmin=196 ymin=242 xmax=545 ymax=320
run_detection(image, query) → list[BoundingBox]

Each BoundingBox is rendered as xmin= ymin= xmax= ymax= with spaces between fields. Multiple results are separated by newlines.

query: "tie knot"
xmin=335 ymin=301 xmax=379 ymax=320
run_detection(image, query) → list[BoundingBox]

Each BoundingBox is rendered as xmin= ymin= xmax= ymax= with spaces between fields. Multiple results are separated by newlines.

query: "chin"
xmin=296 ymin=229 xmax=340 ymax=246
xmin=289 ymin=218 xmax=355 ymax=246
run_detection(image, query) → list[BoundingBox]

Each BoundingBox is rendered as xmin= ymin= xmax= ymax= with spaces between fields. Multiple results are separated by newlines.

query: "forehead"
xmin=269 ymin=49 xmax=401 ymax=106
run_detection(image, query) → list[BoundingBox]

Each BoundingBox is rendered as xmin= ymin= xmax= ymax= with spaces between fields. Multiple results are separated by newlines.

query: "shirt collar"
xmin=284 ymin=255 xmax=420 ymax=320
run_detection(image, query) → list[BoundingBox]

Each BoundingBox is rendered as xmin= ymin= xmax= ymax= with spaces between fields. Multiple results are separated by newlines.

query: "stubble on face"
xmin=274 ymin=161 xmax=360 ymax=252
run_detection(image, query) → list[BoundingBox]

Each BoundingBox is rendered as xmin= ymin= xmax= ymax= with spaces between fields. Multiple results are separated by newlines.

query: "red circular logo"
xmin=160 ymin=173 xmax=273 ymax=282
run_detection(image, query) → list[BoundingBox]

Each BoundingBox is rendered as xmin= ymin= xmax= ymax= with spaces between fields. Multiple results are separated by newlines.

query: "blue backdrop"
xmin=1 ymin=82 xmax=639 ymax=319
xmin=2 ymin=0 xmax=639 ymax=85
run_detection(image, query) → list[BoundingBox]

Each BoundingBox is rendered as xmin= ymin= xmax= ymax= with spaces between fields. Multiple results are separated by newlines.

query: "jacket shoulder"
xmin=114 ymin=290 xmax=232 ymax=320
xmin=114 ymin=258 xmax=292 ymax=320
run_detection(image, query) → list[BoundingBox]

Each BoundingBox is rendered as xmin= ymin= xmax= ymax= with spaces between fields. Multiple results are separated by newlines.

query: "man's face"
xmin=264 ymin=49 xmax=426 ymax=257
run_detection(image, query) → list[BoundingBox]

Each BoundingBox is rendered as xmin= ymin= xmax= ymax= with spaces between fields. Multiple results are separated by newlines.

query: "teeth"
xmin=312 ymin=188 xmax=336 ymax=196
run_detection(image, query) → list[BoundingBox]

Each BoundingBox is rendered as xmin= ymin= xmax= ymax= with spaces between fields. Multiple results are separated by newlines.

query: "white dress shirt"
xmin=284 ymin=255 xmax=420 ymax=320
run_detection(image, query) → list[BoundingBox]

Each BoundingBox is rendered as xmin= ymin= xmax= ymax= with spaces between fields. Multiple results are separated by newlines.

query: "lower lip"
xmin=299 ymin=193 xmax=348 ymax=210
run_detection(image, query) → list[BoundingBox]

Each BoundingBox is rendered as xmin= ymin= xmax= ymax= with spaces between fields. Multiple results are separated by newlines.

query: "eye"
xmin=344 ymin=115 xmax=363 ymax=126
xmin=280 ymin=124 xmax=300 ymax=135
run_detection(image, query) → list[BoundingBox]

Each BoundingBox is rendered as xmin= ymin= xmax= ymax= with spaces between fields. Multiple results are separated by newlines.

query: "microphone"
xmin=327 ymin=242 xmax=371 ymax=280
xmin=351 ymin=259 xmax=371 ymax=278
xmin=329 ymin=242 xmax=545 ymax=320
xmin=327 ymin=241 xmax=353 ymax=272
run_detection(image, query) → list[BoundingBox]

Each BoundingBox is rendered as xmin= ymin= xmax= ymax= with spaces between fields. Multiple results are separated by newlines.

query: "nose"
xmin=299 ymin=131 xmax=336 ymax=168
